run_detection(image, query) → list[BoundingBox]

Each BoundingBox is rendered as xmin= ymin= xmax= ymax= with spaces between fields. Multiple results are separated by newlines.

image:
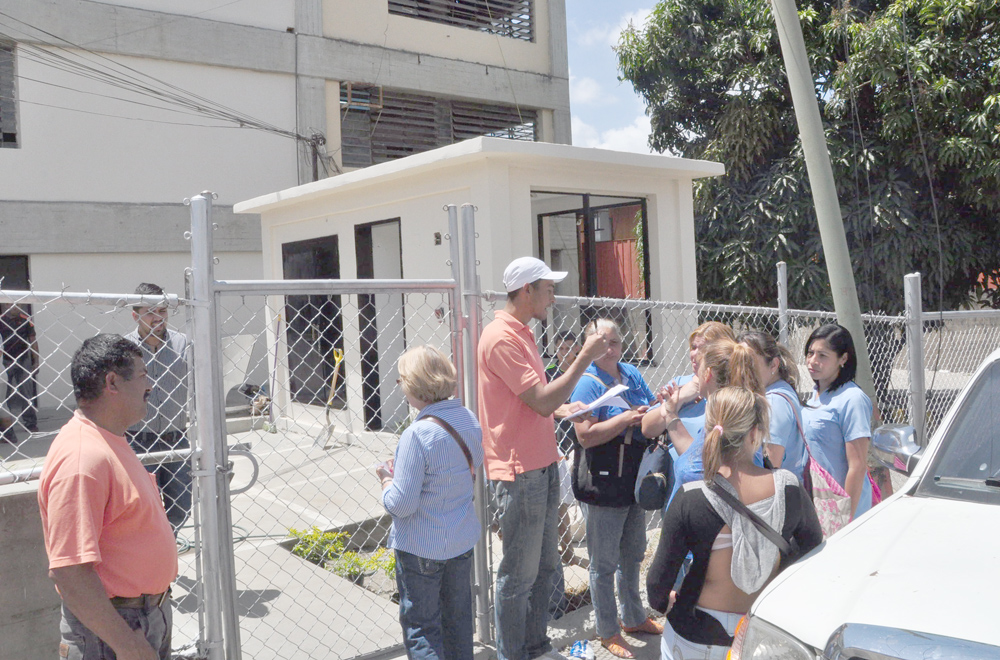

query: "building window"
xmin=388 ymin=0 xmax=534 ymax=42
xmin=340 ymin=84 xmax=536 ymax=168
xmin=0 ymin=42 xmax=18 ymax=148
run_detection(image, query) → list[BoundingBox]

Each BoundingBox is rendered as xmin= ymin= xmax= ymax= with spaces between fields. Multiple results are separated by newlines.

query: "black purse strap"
xmin=423 ymin=415 xmax=476 ymax=482
xmin=708 ymin=475 xmax=791 ymax=555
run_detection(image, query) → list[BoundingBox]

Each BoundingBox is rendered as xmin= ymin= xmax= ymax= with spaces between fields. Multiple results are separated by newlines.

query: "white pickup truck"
xmin=728 ymin=348 xmax=1000 ymax=659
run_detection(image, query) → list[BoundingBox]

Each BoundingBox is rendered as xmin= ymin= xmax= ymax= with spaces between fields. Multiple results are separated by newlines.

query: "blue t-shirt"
xmin=656 ymin=373 xmax=708 ymax=508
xmin=753 ymin=380 xmax=809 ymax=481
xmin=570 ymin=362 xmax=655 ymax=418
xmin=668 ymin=427 xmax=705 ymax=507
xmin=802 ymin=381 xmax=874 ymax=517
xmin=672 ymin=373 xmax=706 ymax=440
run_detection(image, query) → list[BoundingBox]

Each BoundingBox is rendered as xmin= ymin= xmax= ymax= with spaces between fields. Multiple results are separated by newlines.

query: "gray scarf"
xmin=701 ymin=469 xmax=798 ymax=593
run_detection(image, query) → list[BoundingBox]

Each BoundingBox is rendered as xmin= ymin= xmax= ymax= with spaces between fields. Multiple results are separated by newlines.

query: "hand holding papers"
xmin=565 ymin=383 xmax=631 ymax=420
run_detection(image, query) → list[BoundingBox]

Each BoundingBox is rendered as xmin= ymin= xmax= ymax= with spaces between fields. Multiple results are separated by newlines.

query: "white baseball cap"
xmin=502 ymin=257 xmax=568 ymax=292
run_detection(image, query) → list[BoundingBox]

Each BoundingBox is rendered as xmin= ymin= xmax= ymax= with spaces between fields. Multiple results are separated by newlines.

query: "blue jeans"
xmin=129 ymin=431 xmax=192 ymax=533
xmin=490 ymin=463 xmax=561 ymax=660
xmin=583 ymin=502 xmax=648 ymax=638
xmin=395 ymin=548 xmax=475 ymax=660
xmin=59 ymin=598 xmax=171 ymax=660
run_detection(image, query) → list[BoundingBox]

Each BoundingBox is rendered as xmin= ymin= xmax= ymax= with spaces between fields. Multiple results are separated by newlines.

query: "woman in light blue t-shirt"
xmin=643 ymin=322 xmax=736 ymax=505
xmin=801 ymin=324 xmax=874 ymax=519
xmin=739 ymin=331 xmax=809 ymax=481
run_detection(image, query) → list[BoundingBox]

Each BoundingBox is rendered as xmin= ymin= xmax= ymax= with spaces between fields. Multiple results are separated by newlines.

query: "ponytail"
xmin=702 ymin=387 xmax=770 ymax=481
xmin=727 ymin=343 xmax=764 ymax=394
xmin=701 ymin=339 xmax=764 ymax=395
xmin=738 ymin=330 xmax=799 ymax=392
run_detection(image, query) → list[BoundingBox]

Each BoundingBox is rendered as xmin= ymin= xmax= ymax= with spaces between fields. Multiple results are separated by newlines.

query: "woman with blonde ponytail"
xmin=647 ymin=387 xmax=821 ymax=660
xmin=644 ymin=339 xmax=764 ymax=505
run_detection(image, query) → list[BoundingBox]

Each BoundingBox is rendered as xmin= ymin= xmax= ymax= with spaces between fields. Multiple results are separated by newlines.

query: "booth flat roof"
xmin=235 ymin=137 xmax=725 ymax=215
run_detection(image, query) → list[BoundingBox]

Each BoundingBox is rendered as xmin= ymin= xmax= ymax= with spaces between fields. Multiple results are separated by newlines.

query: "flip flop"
xmin=600 ymin=634 xmax=635 ymax=659
xmin=622 ymin=618 xmax=664 ymax=635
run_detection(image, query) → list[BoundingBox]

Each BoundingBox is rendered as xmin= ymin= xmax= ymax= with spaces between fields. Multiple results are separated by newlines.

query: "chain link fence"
xmin=0 ymin=288 xmax=203 ymax=657
xmin=474 ymin=289 xmax=1000 ymax=624
xmin=209 ymin=285 xmax=459 ymax=660
xmin=914 ymin=311 xmax=1000 ymax=434
xmin=5 ymin=267 xmax=1000 ymax=660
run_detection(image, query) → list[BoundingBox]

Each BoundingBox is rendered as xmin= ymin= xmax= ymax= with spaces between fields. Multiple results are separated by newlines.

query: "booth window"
xmin=341 ymin=84 xmax=536 ymax=168
xmin=388 ymin=0 xmax=534 ymax=42
xmin=0 ymin=42 xmax=18 ymax=148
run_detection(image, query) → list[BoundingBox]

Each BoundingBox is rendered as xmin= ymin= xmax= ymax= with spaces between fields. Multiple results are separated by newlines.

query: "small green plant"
xmin=370 ymin=546 xmax=396 ymax=578
xmin=289 ymin=526 xmax=396 ymax=585
xmin=329 ymin=551 xmax=369 ymax=583
xmin=289 ymin=527 xmax=347 ymax=567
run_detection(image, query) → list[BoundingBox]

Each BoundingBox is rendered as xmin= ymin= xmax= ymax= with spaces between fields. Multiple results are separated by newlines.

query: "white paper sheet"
xmin=564 ymin=383 xmax=631 ymax=420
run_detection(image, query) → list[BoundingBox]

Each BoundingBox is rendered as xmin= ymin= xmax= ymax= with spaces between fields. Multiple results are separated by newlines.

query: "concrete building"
xmin=0 ymin=0 xmax=572 ymax=413
xmin=235 ymin=137 xmax=725 ymax=435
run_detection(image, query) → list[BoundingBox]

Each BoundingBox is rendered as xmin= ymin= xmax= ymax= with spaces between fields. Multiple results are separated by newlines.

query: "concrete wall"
xmin=2 ymin=50 xmax=298 ymax=207
xmin=96 ymin=0 xmax=296 ymax=31
xmin=325 ymin=0 xmax=556 ymax=74
xmin=0 ymin=483 xmax=60 ymax=660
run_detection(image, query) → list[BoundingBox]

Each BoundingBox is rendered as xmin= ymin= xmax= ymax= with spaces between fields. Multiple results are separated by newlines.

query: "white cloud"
xmin=616 ymin=8 xmax=653 ymax=44
xmin=570 ymin=76 xmax=605 ymax=106
xmin=572 ymin=114 xmax=655 ymax=154
xmin=575 ymin=8 xmax=652 ymax=49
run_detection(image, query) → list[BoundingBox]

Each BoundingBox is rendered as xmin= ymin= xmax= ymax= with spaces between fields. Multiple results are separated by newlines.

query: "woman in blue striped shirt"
xmin=375 ymin=345 xmax=484 ymax=660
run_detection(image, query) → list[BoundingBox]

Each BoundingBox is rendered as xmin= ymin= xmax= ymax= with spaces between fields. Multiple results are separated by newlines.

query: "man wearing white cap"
xmin=478 ymin=257 xmax=607 ymax=660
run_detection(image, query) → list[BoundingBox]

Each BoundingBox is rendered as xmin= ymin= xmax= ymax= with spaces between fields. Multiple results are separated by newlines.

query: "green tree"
xmin=617 ymin=0 xmax=1000 ymax=313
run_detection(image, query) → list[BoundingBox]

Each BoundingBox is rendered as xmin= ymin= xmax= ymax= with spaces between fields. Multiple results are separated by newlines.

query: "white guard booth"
xmin=235 ymin=137 xmax=724 ymax=436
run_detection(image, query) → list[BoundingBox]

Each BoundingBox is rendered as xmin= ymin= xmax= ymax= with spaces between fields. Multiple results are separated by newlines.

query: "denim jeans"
xmin=395 ymin=548 xmax=475 ymax=660
xmin=490 ymin=463 xmax=561 ymax=660
xmin=583 ymin=502 xmax=648 ymax=638
xmin=129 ymin=431 xmax=192 ymax=532
xmin=3 ymin=356 xmax=37 ymax=429
xmin=59 ymin=598 xmax=172 ymax=660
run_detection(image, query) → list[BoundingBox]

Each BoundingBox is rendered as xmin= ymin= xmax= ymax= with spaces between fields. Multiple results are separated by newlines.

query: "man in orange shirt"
xmin=478 ymin=257 xmax=607 ymax=660
xmin=38 ymin=334 xmax=178 ymax=660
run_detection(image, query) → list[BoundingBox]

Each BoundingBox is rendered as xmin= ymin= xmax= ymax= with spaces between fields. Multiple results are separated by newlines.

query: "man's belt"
xmin=110 ymin=590 xmax=169 ymax=610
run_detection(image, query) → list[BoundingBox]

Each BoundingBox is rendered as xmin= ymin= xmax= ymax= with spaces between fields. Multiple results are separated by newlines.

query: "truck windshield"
xmin=918 ymin=360 xmax=1000 ymax=505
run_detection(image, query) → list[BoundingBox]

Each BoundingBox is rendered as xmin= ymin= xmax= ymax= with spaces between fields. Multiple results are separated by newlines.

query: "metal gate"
xmin=186 ymin=194 xmax=479 ymax=660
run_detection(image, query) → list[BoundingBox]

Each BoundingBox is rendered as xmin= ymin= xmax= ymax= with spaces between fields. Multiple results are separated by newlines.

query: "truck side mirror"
xmin=872 ymin=424 xmax=923 ymax=476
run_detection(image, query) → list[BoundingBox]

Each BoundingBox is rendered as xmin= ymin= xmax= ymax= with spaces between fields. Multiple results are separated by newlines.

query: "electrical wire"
xmin=12 ymin=73 xmax=241 ymax=121
xmin=837 ymin=0 xmax=876 ymax=313
xmin=483 ymin=0 xmax=524 ymax=126
xmin=0 ymin=10 xmax=309 ymax=143
xmin=899 ymin=9 xmax=946 ymax=404
xmin=0 ymin=92 xmax=254 ymax=128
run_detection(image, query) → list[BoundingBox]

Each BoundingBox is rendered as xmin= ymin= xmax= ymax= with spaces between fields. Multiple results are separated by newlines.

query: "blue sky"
xmin=565 ymin=1 xmax=654 ymax=153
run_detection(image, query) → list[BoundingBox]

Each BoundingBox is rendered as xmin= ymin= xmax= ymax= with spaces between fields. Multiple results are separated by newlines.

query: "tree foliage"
xmin=617 ymin=0 xmax=1000 ymax=312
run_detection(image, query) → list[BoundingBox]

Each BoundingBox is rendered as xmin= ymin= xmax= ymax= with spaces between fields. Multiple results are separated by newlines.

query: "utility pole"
xmin=769 ymin=0 xmax=876 ymax=400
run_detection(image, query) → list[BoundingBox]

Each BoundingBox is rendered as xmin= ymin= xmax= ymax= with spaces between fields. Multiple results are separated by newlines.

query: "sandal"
xmin=622 ymin=617 xmax=664 ymax=635
xmin=600 ymin=633 xmax=635 ymax=659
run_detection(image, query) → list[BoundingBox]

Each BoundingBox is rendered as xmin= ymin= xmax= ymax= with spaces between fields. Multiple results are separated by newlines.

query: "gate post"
xmin=446 ymin=205 xmax=465 ymax=402
xmin=904 ymin=273 xmax=926 ymax=445
xmin=460 ymin=203 xmax=494 ymax=644
xmin=188 ymin=192 xmax=243 ymax=660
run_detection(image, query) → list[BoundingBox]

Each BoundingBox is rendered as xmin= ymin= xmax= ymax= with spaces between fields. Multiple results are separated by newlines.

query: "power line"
xmin=13 ymin=73 xmax=232 ymax=121
xmin=0 ymin=9 xmax=309 ymax=143
xmin=0 ymin=92 xmax=253 ymax=128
